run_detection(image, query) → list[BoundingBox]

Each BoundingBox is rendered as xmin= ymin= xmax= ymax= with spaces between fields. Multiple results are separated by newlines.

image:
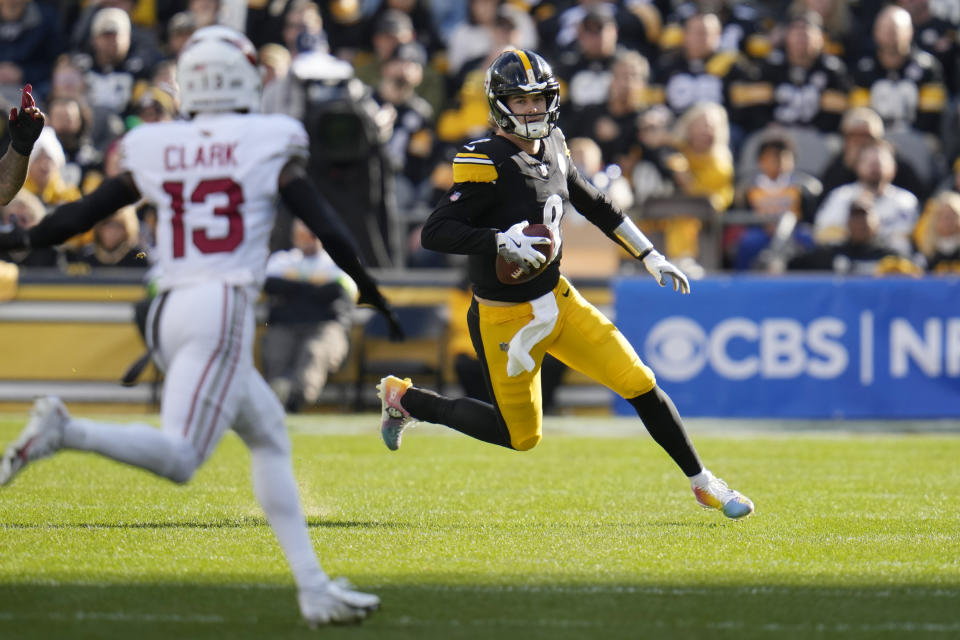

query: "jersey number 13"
xmin=162 ymin=178 xmax=245 ymax=258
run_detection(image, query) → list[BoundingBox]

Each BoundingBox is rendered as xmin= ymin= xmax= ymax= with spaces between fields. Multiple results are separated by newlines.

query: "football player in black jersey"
xmin=376 ymin=49 xmax=754 ymax=520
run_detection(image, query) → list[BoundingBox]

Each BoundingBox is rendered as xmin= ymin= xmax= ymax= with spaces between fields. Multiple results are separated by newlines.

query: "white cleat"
xmin=376 ymin=376 xmax=415 ymax=451
xmin=0 ymin=396 xmax=69 ymax=486
xmin=691 ymin=469 xmax=755 ymax=520
xmin=297 ymin=578 xmax=379 ymax=628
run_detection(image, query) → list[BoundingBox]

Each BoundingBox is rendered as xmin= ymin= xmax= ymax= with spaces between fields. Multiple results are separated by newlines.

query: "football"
xmin=495 ymin=223 xmax=554 ymax=285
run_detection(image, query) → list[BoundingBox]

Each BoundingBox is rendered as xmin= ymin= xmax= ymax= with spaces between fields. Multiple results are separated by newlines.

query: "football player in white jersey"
xmin=0 ymin=27 xmax=401 ymax=627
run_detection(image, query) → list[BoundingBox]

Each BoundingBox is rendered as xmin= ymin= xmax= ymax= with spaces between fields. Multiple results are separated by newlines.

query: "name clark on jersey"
xmin=164 ymin=142 xmax=239 ymax=171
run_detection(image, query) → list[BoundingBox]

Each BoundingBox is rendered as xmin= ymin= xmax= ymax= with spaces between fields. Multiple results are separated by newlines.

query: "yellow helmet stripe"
xmin=513 ymin=49 xmax=537 ymax=85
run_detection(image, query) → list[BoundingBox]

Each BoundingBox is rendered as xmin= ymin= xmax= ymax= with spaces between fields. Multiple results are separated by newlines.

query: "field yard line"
xmin=386 ymin=618 xmax=960 ymax=633
xmin=0 ymin=611 xmax=230 ymax=623
xmin=372 ymin=584 xmax=960 ymax=598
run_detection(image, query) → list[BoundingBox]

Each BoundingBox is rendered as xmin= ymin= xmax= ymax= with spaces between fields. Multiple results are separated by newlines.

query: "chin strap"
xmin=613 ymin=218 xmax=654 ymax=260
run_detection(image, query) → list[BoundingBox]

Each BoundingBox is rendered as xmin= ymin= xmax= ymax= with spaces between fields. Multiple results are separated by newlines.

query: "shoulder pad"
xmin=453 ymin=138 xmax=499 ymax=183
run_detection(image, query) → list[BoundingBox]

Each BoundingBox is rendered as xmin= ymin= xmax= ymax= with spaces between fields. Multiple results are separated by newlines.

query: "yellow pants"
xmin=468 ymin=276 xmax=656 ymax=450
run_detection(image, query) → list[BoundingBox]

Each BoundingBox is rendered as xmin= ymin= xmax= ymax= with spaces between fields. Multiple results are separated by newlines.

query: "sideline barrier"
xmin=614 ymin=275 xmax=960 ymax=418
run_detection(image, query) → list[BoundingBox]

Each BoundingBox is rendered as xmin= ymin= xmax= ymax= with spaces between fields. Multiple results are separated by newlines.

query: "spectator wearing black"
xmin=820 ymin=107 xmax=928 ymax=201
xmin=368 ymin=0 xmax=446 ymax=59
xmin=897 ymin=0 xmax=959 ymax=93
xmin=73 ymin=9 xmax=157 ymax=120
xmin=555 ymin=7 xmax=621 ymax=110
xmin=790 ymin=197 xmax=907 ymax=274
xmin=46 ymin=54 xmax=125 ymax=153
xmin=629 ymin=105 xmax=684 ymax=204
xmin=354 ymin=9 xmax=445 ymax=115
xmin=563 ymin=49 xmax=649 ymax=167
xmin=785 ymin=0 xmax=861 ymax=62
xmin=68 ymin=2 xmax=162 ymax=76
xmin=546 ymin=0 xmax=655 ymax=60
xmin=660 ymin=0 xmax=771 ymax=60
xmin=651 ymin=11 xmax=767 ymax=140
xmin=0 ymin=0 xmax=60 ymax=104
xmin=163 ymin=12 xmax=197 ymax=60
xmin=46 ymin=96 xmax=102 ymax=194
xmin=373 ymin=42 xmax=436 ymax=220
xmin=849 ymin=5 xmax=946 ymax=136
xmin=758 ymin=10 xmax=850 ymax=133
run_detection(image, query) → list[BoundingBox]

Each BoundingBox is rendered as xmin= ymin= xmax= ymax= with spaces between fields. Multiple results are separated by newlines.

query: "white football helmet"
xmin=177 ymin=26 xmax=261 ymax=116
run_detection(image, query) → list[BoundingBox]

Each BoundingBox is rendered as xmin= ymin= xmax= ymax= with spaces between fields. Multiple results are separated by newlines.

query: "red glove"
xmin=8 ymin=83 xmax=45 ymax=156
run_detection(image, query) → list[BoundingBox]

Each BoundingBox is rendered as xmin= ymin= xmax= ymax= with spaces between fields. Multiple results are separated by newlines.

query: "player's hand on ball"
xmin=642 ymin=249 xmax=691 ymax=294
xmin=496 ymin=221 xmax=549 ymax=270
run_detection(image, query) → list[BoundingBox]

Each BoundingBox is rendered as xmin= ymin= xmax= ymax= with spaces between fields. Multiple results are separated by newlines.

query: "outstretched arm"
xmin=0 ymin=84 xmax=44 ymax=205
xmin=0 ymin=174 xmax=140 ymax=251
xmin=567 ymin=161 xmax=690 ymax=294
xmin=277 ymin=159 xmax=404 ymax=339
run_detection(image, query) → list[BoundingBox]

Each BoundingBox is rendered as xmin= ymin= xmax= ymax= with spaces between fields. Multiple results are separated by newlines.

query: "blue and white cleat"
xmin=691 ymin=469 xmax=754 ymax=520
xmin=376 ymin=376 xmax=415 ymax=451
xmin=0 ymin=396 xmax=69 ymax=486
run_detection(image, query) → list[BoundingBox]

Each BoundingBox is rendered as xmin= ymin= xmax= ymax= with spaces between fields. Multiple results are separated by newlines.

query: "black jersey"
xmin=759 ymin=50 xmax=850 ymax=132
xmin=850 ymin=49 xmax=947 ymax=135
xmin=652 ymin=50 xmax=767 ymax=130
xmin=421 ymin=129 xmax=625 ymax=303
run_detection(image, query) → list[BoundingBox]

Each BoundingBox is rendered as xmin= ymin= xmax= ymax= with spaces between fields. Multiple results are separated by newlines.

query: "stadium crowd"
xmin=2 ymin=0 xmax=960 ymax=276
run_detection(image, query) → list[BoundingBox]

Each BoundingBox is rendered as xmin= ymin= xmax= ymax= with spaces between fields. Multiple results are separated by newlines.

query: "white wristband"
xmin=612 ymin=218 xmax=654 ymax=259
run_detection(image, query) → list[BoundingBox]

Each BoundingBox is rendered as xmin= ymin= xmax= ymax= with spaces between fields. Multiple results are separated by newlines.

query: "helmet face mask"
xmin=485 ymin=49 xmax=560 ymax=140
xmin=177 ymin=26 xmax=261 ymax=116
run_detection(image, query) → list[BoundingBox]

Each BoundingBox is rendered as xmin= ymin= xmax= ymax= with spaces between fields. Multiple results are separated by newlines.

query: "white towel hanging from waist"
xmin=506 ymin=290 xmax=559 ymax=377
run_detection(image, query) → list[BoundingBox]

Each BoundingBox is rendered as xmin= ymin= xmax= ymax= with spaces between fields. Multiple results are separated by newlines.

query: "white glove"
xmin=496 ymin=221 xmax=549 ymax=270
xmin=642 ymin=250 xmax=691 ymax=294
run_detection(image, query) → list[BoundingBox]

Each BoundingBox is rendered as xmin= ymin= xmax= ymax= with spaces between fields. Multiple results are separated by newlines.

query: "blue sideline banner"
xmin=613 ymin=276 xmax=960 ymax=418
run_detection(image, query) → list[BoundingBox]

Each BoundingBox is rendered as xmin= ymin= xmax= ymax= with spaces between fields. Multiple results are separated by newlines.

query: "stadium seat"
xmin=639 ymin=196 xmax=721 ymax=270
xmin=884 ymin=126 xmax=942 ymax=189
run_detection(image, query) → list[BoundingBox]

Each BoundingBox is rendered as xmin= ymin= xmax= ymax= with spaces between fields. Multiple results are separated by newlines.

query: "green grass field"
xmin=1 ymin=413 xmax=958 ymax=640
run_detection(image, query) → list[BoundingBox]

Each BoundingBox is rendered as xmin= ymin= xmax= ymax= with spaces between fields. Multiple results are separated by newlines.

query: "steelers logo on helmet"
xmin=484 ymin=49 xmax=560 ymax=140
xmin=177 ymin=26 xmax=262 ymax=116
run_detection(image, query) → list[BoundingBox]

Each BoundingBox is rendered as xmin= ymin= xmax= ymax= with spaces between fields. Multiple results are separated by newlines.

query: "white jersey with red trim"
xmin=120 ymin=112 xmax=309 ymax=291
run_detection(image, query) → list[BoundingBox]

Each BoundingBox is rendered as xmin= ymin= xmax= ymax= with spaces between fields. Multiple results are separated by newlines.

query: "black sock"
xmin=401 ymin=387 xmax=513 ymax=449
xmin=628 ymin=386 xmax=702 ymax=476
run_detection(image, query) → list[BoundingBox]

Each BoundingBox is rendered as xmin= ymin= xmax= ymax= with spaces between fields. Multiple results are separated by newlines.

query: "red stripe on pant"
xmin=199 ymin=289 xmax=246 ymax=455
xmin=183 ymin=284 xmax=231 ymax=439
